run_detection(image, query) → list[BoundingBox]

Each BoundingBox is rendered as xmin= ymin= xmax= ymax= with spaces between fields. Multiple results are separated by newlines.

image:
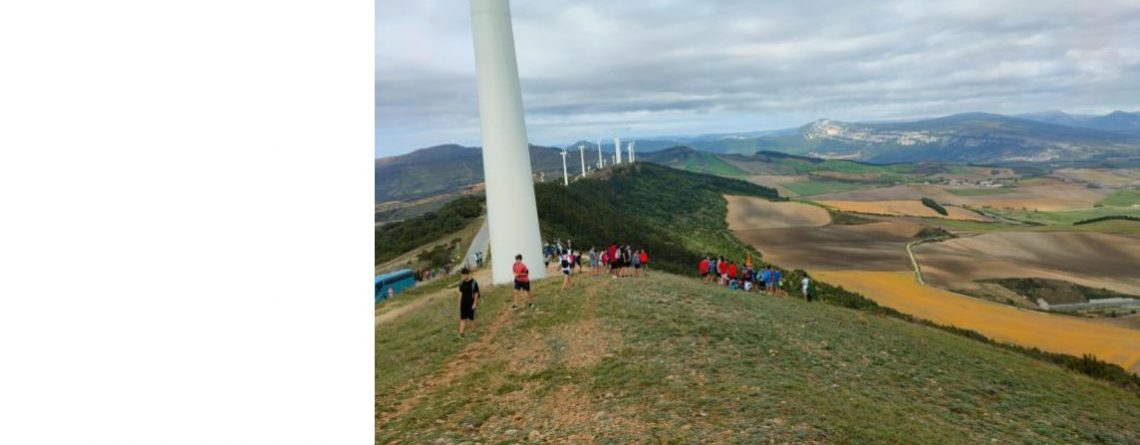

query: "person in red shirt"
xmin=699 ymin=256 xmax=710 ymax=283
xmin=728 ymin=262 xmax=737 ymax=284
xmin=607 ymin=243 xmax=619 ymax=278
xmin=512 ymin=254 xmax=533 ymax=310
xmin=638 ymin=249 xmax=649 ymax=275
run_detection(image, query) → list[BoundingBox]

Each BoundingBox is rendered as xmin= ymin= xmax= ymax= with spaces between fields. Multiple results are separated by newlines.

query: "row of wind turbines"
xmin=559 ymin=137 xmax=636 ymax=186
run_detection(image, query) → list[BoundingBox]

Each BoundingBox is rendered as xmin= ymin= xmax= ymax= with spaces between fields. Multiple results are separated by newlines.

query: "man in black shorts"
xmin=458 ymin=267 xmax=479 ymax=338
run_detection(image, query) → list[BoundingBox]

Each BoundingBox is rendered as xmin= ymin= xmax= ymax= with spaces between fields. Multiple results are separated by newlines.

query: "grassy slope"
xmin=535 ymin=163 xmax=777 ymax=275
xmin=377 ymin=273 xmax=1140 ymax=444
xmin=375 ymin=196 xmax=484 ymax=267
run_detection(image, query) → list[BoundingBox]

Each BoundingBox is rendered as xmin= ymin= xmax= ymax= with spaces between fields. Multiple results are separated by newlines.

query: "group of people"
xmin=698 ymin=255 xmax=811 ymax=302
xmin=456 ymin=243 xmax=651 ymax=337
xmin=544 ymin=241 xmax=650 ymax=290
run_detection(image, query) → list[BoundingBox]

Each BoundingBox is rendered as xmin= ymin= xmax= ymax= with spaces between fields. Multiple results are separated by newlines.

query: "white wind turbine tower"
xmin=626 ymin=141 xmax=634 ymax=163
xmin=578 ymin=144 xmax=587 ymax=177
xmin=614 ymin=136 xmax=622 ymax=164
xmin=631 ymin=140 xmax=636 ymax=162
xmin=560 ymin=148 xmax=570 ymax=186
xmin=596 ymin=140 xmax=603 ymax=168
xmin=469 ymin=0 xmax=546 ymax=283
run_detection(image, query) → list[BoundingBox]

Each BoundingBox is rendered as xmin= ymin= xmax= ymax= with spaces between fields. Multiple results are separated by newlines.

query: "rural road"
xmin=905 ymin=240 xmax=926 ymax=285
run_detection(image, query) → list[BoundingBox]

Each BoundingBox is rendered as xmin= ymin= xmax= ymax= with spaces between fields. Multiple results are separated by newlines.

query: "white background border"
xmin=0 ymin=1 xmax=374 ymax=443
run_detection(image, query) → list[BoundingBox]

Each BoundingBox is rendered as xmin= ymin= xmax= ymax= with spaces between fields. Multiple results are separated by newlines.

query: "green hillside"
xmin=375 ymin=196 xmax=483 ymax=266
xmin=377 ymin=273 xmax=1140 ymax=444
xmin=534 ymin=162 xmax=777 ymax=275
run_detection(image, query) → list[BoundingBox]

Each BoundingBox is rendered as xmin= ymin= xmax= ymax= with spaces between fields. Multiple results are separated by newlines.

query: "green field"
xmin=377 ymin=273 xmax=1140 ymax=444
xmin=1098 ymin=188 xmax=1140 ymax=207
xmin=918 ymin=216 xmax=1140 ymax=235
xmin=946 ymin=187 xmax=1015 ymax=197
xmin=980 ymin=206 xmax=1140 ymax=226
xmin=682 ymin=151 xmax=748 ymax=177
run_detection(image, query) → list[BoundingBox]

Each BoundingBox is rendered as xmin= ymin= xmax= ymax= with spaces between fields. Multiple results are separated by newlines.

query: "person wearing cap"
xmin=457 ymin=267 xmax=480 ymax=338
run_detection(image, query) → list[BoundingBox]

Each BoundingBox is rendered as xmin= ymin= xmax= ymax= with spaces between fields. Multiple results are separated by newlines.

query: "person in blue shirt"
xmin=773 ymin=269 xmax=784 ymax=295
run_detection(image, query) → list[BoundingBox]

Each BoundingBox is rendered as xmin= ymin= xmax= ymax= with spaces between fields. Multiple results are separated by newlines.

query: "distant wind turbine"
xmin=579 ymin=144 xmax=587 ymax=177
xmin=614 ymin=137 xmax=622 ymax=164
xmin=597 ymin=140 xmax=603 ymax=168
xmin=560 ymin=149 xmax=569 ymax=186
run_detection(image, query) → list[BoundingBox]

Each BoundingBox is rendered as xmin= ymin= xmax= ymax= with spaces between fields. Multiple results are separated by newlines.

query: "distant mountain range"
xmin=1016 ymin=110 xmax=1140 ymax=137
xmin=376 ymin=144 xmax=566 ymax=203
xmin=377 ymin=111 xmax=1140 ymax=203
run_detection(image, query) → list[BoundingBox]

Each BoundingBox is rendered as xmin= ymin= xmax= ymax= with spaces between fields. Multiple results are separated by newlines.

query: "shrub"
xmin=921 ymin=197 xmax=948 ymax=216
xmin=1073 ymin=215 xmax=1140 ymax=225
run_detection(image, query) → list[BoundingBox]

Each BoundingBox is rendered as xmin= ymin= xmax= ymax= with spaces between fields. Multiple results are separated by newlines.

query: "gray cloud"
xmin=376 ymin=0 xmax=1140 ymax=156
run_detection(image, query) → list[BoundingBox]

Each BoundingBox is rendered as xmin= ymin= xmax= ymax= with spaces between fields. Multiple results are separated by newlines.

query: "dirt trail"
xmin=375 ymin=268 xmax=491 ymax=326
xmin=376 ymin=290 xmax=511 ymax=428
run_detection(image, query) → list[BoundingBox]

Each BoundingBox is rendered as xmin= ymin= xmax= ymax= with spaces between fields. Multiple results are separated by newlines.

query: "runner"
xmin=639 ymin=249 xmax=649 ymax=275
xmin=631 ymin=248 xmax=642 ymax=277
xmin=773 ymin=268 xmax=784 ymax=296
xmin=457 ymin=267 xmax=479 ymax=338
xmin=727 ymin=261 xmax=738 ymax=285
xmin=801 ymin=275 xmax=811 ymax=302
xmin=512 ymin=254 xmax=533 ymax=309
xmin=699 ymin=256 xmax=710 ymax=283
xmin=560 ymin=250 xmax=573 ymax=290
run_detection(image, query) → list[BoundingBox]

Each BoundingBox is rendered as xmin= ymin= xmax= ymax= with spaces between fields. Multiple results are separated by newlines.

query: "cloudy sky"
xmin=376 ymin=0 xmax=1140 ymax=157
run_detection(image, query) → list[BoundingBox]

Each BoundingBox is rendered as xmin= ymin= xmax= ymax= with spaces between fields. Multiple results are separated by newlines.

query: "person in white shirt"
xmin=801 ymin=276 xmax=811 ymax=302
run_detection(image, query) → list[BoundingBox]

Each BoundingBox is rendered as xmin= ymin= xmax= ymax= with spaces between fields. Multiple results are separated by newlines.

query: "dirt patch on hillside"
xmin=733 ymin=220 xmax=918 ymax=271
xmin=555 ymin=319 xmax=620 ymax=369
xmin=913 ymin=232 xmax=1140 ymax=296
xmin=814 ymin=270 xmax=1140 ymax=373
xmin=816 ymin=200 xmax=989 ymax=221
xmin=725 ymin=195 xmax=831 ymax=230
xmin=505 ymin=329 xmax=553 ymax=374
xmin=1054 ymin=168 xmax=1140 ymax=188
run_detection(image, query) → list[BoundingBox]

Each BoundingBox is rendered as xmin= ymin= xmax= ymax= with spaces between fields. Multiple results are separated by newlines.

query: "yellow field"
xmin=814 ymin=270 xmax=1140 ymax=373
xmin=815 ymin=200 xmax=989 ymax=221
